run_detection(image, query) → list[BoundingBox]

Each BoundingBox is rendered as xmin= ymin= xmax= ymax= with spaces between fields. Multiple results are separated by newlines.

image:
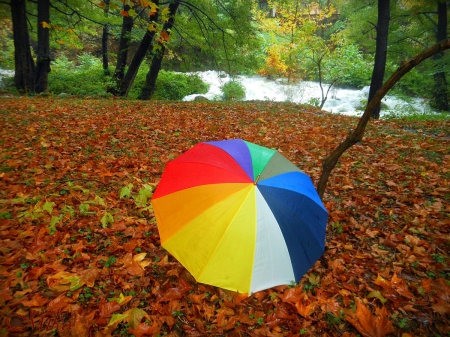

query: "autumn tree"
xmin=107 ymin=0 xmax=259 ymax=98
xmin=255 ymin=0 xmax=336 ymax=83
xmin=113 ymin=1 xmax=161 ymax=97
xmin=140 ymin=0 xmax=179 ymax=100
xmin=108 ymin=2 xmax=137 ymax=95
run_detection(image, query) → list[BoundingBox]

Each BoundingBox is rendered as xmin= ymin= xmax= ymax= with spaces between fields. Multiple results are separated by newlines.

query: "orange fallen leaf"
xmin=346 ymin=299 xmax=393 ymax=337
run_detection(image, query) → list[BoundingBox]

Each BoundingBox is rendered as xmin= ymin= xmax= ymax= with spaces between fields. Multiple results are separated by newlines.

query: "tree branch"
xmin=316 ymin=38 xmax=450 ymax=199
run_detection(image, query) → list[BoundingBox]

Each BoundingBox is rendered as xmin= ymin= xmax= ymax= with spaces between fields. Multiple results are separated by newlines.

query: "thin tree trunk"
xmin=431 ymin=0 xmax=448 ymax=111
xmin=11 ymin=0 xmax=35 ymax=92
xmin=140 ymin=0 xmax=180 ymax=100
xmin=35 ymin=0 xmax=51 ymax=93
xmin=118 ymin=2 xmax=160 ymax=97
xmin=108 ymin=4 xmax=134 ymax=94
xmin=367 ymin=0 xmax=390 ymax=119
xmin=316 ymin=39 xmax=450 ymax=200
xmin=102 ymin=0 xmax=110 ymax=75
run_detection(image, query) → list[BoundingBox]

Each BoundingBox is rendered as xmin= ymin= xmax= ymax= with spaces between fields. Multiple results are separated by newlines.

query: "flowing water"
xmin=183 ymin=71 xmax=432 ymax=118
xmin=0 ymin=69 xmax=435 ymax=118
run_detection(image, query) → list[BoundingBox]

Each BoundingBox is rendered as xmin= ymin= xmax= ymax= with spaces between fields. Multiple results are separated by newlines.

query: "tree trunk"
xmin=102 ymin=0 xmax=110 ymax=75
xmin=102 ymin=24 xmax=110 ymax=75
xmin=11 ymin=0 xmax=35 ymax=92
xmin=35 ymin=0 xmax=51 ymax=93
xmin=366 ymin=0 xmax=390 ymax=119
xmin=431 ymin=0 xmax=448 ymax=111
xmin=107 ymin=4 xmax=134 ymax=94
xmin=316 ymin=38 xmax=450 ymax=200
xmin=118 ymin=2 xmax=160 ymax=97
xmin=140 ymin=0 xmax=180 ymax=100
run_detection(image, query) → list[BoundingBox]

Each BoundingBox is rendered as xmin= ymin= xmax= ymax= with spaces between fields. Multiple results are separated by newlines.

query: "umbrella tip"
xmin=254 ymin=174 xmax=261 ymax=185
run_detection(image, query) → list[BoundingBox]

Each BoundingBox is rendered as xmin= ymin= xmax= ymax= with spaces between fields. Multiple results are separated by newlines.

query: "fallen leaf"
xmin=346 ymin=299 xmax=394 ymax=337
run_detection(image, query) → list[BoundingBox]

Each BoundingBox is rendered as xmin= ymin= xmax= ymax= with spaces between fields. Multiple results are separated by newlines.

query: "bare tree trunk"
xmin=140 ymin=0 xmax=180 ymax=100
xmin=11 ymin=0 xmax=35 ymax=92
xmin=367 ymin=0 xmax=390 ymax=119
xmin=118 ymin=2 xmax=160 ymax=97
xmin=431 ymin=1 xmax=448 ymax=111
xmin=316 ymin=39 xmax=450 ymax=200
xmin=35 ymin=0 xmax=51 ymax=93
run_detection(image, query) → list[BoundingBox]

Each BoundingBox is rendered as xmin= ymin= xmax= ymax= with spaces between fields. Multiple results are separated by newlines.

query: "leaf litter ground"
xmin=0 ymin=98 xmax=448 ymax=337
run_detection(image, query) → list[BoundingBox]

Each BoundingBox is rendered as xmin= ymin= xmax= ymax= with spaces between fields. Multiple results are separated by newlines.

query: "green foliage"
xmin=101 ymin=211 xmax=114 ymax=229
xmin=128 ymin=69 xmax=209 ymax=100
xmin=152 ymin=71 xmax=209 ymax=101
xmin=324 ymin=41 xmax=372 ymax=88
xmin=162 ymin=0 xmax=262 ymax=74
xmin=221 ymin=80 xmax=246 ymax=101
xmin=119 ymin=183 xmax=134 ymax=199
xmin=0 ymin=18 xmax=14 ymax=70
xmin=305 ymin=97 xmax=321 ymax=108
xmin=382 ymin=108 xmax=449 ymax=121
xmin=333 ymin=0 xmax=449 ymax=101
xmin=48 ymin=54 xmax=111 ymax=97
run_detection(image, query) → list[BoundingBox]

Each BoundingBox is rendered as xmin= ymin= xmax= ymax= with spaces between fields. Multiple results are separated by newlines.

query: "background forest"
xmin=0 ymin=0 xmax=448 ymax=113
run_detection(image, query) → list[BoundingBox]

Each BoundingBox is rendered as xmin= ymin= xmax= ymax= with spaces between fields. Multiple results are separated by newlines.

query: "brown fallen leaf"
xmin=346 ymin=298 xmax=394 ymax=337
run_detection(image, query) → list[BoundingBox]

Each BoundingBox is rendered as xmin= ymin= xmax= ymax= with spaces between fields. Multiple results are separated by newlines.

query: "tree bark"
xmin=11 ymin=0 xmax=35 ymax=92
xmin=108 ymin=4 xmax=134 ymax=94
xmin=118 ymin=2 xmax=160 ymax=97
xmin=431 ymin=0 xmax=448 ymax=111
xmin=102 ymin=0 xmax=110 ymax=75
xmin=366 ymin=0 xmax=390 ymax=119
xmin=316 ymin=38 xmax=450 ymax=200
xmin=35 ymin=0 xmax=51 ymax=93
xmin=140 ymin=0 xmax=180 ymax=100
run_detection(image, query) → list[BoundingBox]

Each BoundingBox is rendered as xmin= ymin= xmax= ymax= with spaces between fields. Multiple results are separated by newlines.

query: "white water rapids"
xmin=183 ymin=71 xmax=434 ymax=118
xmin=0 ymin=69 xmax=437 ymax=118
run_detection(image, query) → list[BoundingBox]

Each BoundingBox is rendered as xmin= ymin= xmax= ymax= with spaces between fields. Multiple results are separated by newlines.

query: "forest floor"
xmin=0 ymin=98 xmax=449 ymax=337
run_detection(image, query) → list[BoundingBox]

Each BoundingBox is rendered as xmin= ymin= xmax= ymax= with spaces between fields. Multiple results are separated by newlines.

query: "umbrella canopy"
xmin=151 ymin=139 xmax=328 ymax=295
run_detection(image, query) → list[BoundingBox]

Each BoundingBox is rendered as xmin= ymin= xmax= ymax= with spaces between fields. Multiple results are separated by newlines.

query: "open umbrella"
xmin=151 ymin=139 xmax=328 ymax=295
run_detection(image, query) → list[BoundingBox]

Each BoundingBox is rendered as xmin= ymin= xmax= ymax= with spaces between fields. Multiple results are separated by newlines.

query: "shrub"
xmin=129 ymin=70 xmax=209 ymax=100
xmin=46 ymin=54 xmax=209 ymax=100
xmin=221 ymin=80 xmax=246 ymax=101
xmin=152 ymin=71 xmax=209 ymax=100
xmin=326 ymin=43 xmax=373 ymax=89
xmin=48 ymin=54 xmax=111 ymax=97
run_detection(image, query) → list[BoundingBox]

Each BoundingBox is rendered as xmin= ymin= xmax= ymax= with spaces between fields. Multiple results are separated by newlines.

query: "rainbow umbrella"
xmin=151 ymin=139 xmax=328 ymax=295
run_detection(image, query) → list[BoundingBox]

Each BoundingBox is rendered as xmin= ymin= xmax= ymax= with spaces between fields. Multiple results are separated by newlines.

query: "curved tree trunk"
xmin=118 ymin=2 xmax=160 ymax=97
xmin=107 ymin=4 xmax=134 ymax=95
xmin=367 ymin=0 xmax=390 ymax=119
xmin=431 ymin=1 xmax=448 ymax=111
xmin=11 ymin=0 xmax=35 ymax=92
xmin=35 ymin=0 xmax=51 ymax=93
xmin=317 ymin=38 xmax=450 ymax=200
xmin=140 ymin=0 xmax=181 ymax=100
